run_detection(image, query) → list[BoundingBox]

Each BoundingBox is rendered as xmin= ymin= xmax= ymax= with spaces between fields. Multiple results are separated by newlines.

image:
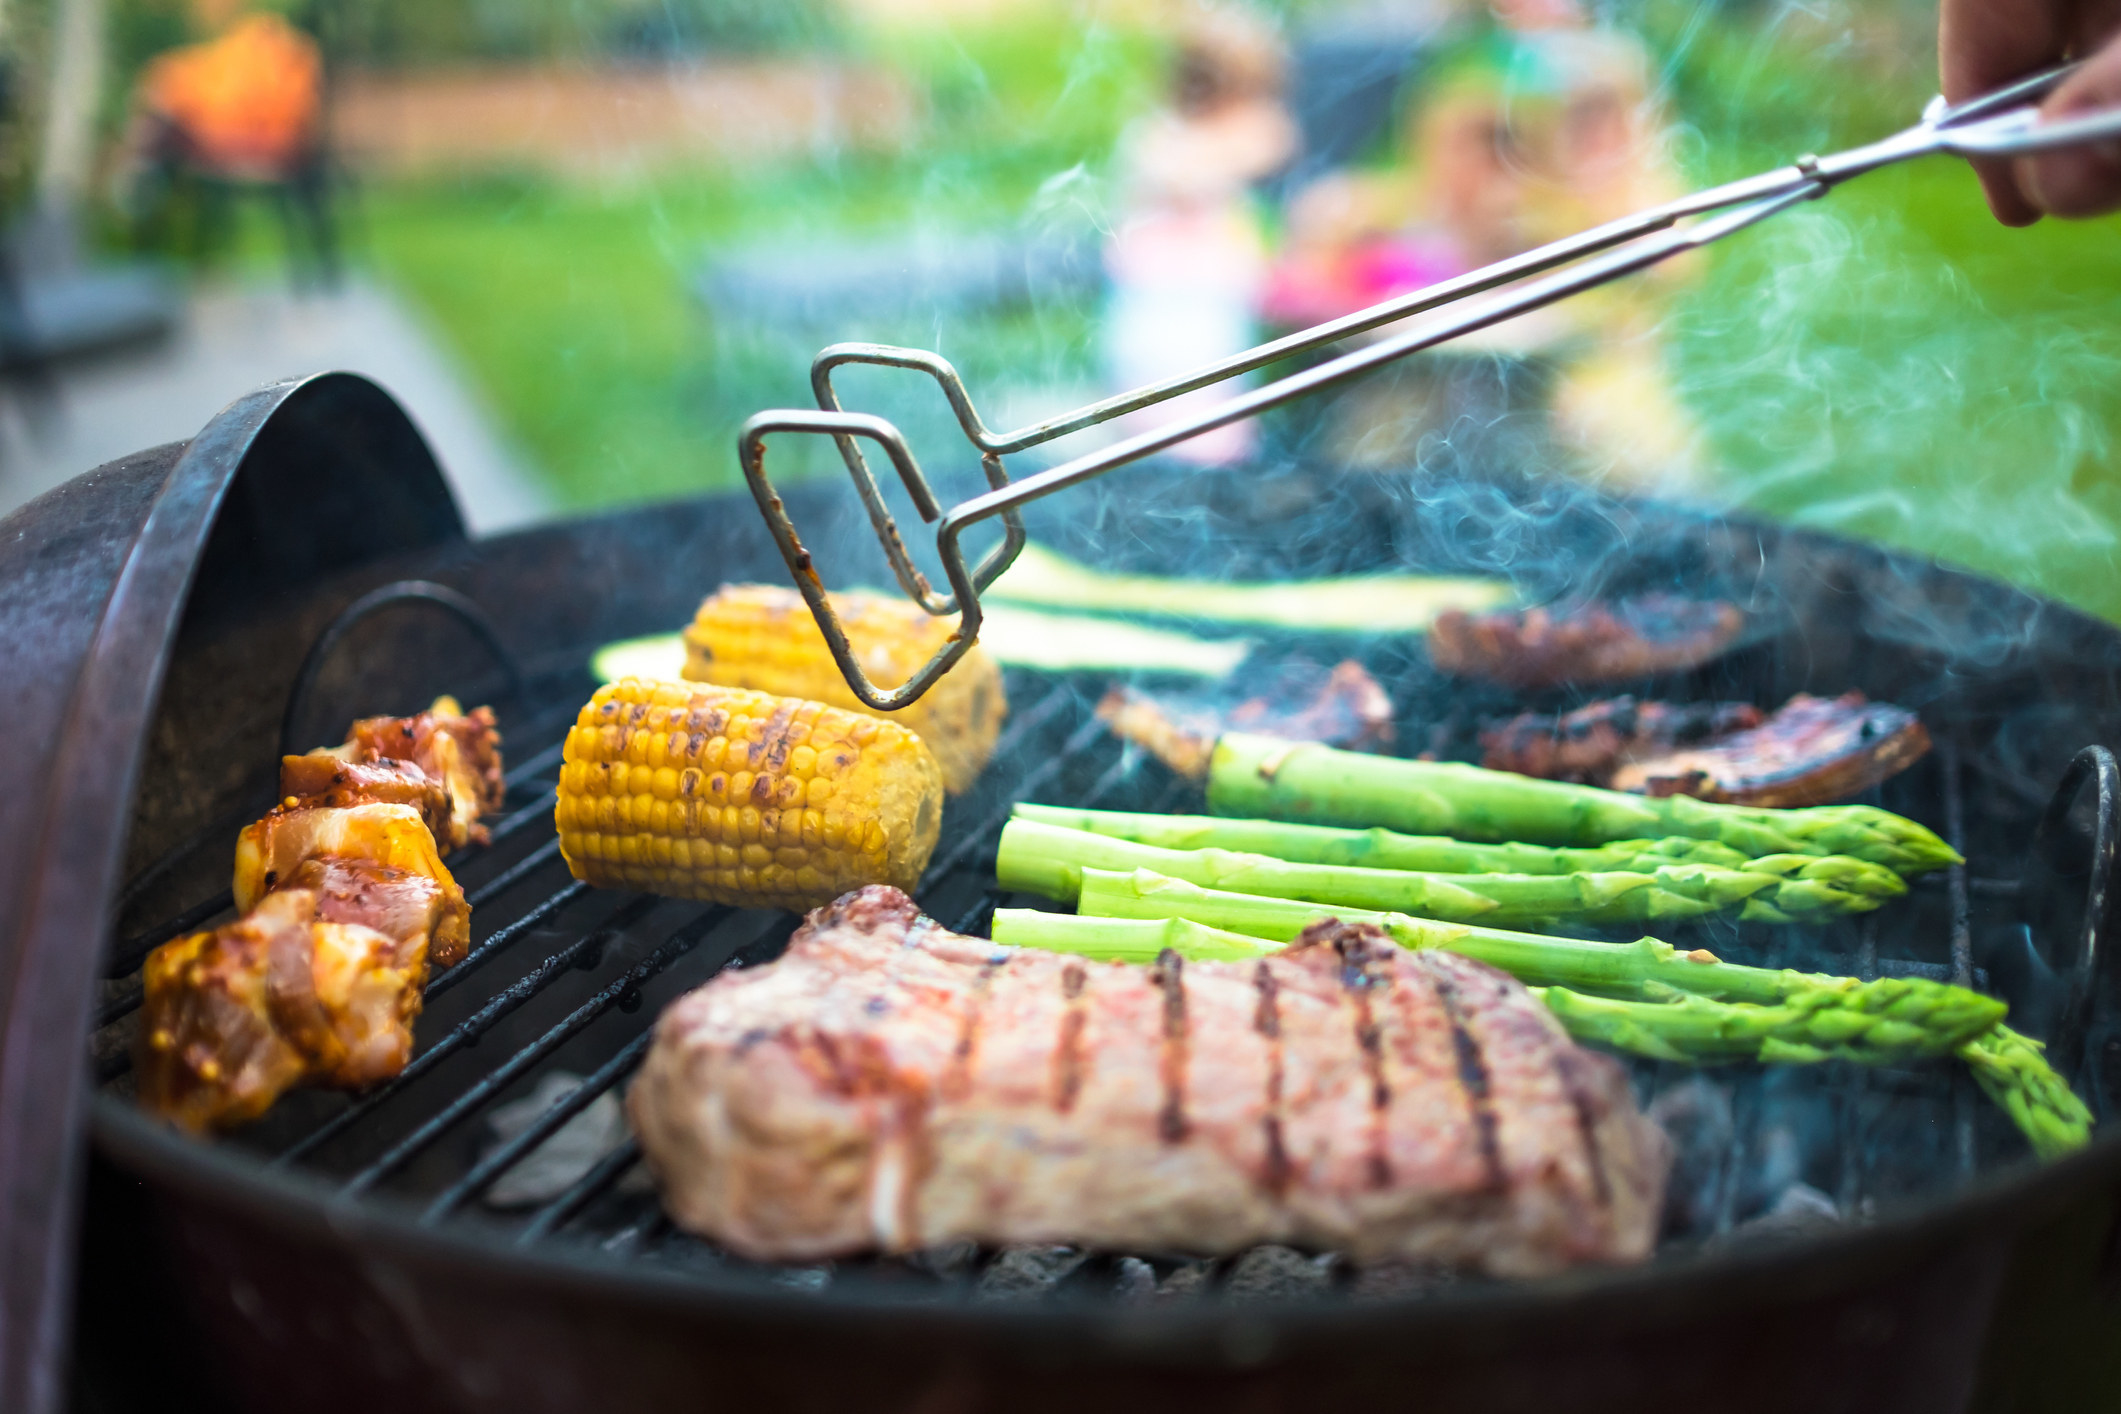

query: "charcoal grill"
xmin=6 ymin=373 xmax=2121 ymax=1414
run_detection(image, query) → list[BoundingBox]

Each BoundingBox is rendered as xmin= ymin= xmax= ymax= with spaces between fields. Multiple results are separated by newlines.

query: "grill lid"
xmin=0 ymin=372 xmax=463 ymax=1414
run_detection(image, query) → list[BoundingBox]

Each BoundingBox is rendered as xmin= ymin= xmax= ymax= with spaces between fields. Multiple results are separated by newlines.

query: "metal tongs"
xmin=739 ymin=63 xmax=2121 ymax=710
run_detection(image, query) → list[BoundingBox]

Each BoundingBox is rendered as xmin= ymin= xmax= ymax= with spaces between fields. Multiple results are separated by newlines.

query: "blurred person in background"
xmin=116 ymin=0 xmax=331 ymax=277
xmin=1102 ymin=4 xmax=1297 ymax=467
xmin=1265 ymin=0 xmax=1703 ymax=493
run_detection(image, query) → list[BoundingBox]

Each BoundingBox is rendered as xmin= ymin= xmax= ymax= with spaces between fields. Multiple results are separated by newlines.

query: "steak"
xmin=1429 ymin=596 xmax=1746 ymax=688
xmin=1608 ymin=691 xmax=1931 ymax=806
xmin=1482 ymin=696 xmax=1765 ymax=784
xmin=627 ymin=886 xmax=1668 ymax=1275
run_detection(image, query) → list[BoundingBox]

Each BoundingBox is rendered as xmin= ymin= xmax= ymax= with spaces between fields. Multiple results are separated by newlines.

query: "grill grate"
xmin=91 ymin=660 xmax=2064 ymax=1302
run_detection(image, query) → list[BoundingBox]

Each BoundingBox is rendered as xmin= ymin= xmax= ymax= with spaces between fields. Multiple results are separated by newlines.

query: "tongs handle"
xmin=739 ymin=65 xmax=2121 ymax=711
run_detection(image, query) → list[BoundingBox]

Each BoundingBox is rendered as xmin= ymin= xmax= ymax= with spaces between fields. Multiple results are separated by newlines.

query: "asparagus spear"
xmin=1207 ymin=733 xmax=1962 ymax=877
xmin=1958 ymin=1025 xmax=2095 ymax=1160
xmin=988 ymin=907 xmax=2002 ymax=1067
xmin=998 ymin=817 xmax=1903 ymax=927
xmin=1073 ymin=865 xmax=1980 ymax=1007
xmin=1014 ymin=802 xmax=1768 ymax=874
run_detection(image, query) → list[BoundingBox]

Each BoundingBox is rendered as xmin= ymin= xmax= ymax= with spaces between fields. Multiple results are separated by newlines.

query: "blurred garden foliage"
xmin=62 ymin=0 xmax=2121 ymax=625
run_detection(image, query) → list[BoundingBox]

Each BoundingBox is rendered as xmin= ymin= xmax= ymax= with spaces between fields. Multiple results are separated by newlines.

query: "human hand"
xmin=1940 ymin=0 xmax=2121 ymax=223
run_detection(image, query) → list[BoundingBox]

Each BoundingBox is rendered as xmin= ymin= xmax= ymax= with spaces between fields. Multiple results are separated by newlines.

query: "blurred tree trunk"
xmin=37 ymin=0 xmax=105 ymax=218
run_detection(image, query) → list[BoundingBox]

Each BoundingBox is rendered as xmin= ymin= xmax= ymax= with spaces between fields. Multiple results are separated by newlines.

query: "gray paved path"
xmin=0 ymin=276 xmax=551 ymax=534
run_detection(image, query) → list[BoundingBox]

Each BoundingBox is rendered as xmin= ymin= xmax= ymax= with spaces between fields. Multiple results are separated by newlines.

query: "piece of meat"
xmin=135 ymin=887 xmax=424 ymax=1132
xmin=1096 ymin=660 xmax=1395 ymax=782
xmin=282 ymin=856 xmax=456 ymax=970
xmin=343 ymin=696 xmax=504 ymax=847
xmin=279 ymin=752 xmax=456 ymax=843
xmin=1609 ymin=691 xmax=1931 ymax=807
xmin=1430 ymin=597 xmax=1746 ymax=688
xmin=233 ymin=802 xmax=470 ymax=964
xmin=628 ymin=886 xmax=1667 ymax=1275
xmin=1481 ymin=697 xmax=1766 ymax=785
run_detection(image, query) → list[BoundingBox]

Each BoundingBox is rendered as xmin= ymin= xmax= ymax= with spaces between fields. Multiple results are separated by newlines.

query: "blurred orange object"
xmin=142 ymin=14 xmax=321 ymax=175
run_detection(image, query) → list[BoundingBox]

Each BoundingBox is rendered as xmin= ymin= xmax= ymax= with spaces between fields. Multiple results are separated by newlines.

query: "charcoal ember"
xmin=479 ymin=1071 xmax=630 ymax=1209
xmin=974 ymin=1245 xmax=1089 ymax=1301
xmin=1112 ymin=1256 xmax=1159 ymax=1302
xmin=771 ymin=1264 xmax=833 ymax=1292
xmin=1430 ymin=596 xmax=1745 ymax=689
xmin=1611 ymin=692 xmax=1932 ymax=807
xmin=1097 ymin=659 xmax=1394 ymax=781
xmin=1224 ymin=1245 xmax=1338 ymax=1303
xmin=1715 ymin=1184 xmax=1841 ymax=1249
xmin=906 ymin=1239 xmax=981 ymax=1280
xmin=1648 ymin=1077 xmax=1736 ymax=1240
xmin=1349 ymin=1262 xmax=1459 ymax=1302
xmin=1482 ymin=697 xmax=1763 ymax=785
xmin=1157 ymin=1259 xmax=1218 ymax=1302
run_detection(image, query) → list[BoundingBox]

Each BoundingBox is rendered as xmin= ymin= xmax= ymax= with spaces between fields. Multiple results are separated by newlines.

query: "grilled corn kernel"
xmin=556 ymin=678 xmax=945 ymax=911
xmin=682 ymin=584 xmax=1007 ymax=795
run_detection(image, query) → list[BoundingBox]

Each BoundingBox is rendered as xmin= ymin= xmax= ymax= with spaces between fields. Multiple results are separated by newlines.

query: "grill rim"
xmin=84 ymin=1091 xmax=2121 ymax=1342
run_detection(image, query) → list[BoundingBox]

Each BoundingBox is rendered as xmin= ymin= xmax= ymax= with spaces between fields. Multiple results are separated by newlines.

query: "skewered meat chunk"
xmin=1430 ymin=596 xmax=1746 ymax=688
xmin=278 ymin=752 xmax=454 ymax=841
xmin=234 ymin=802 xmax=470 ymax=964
xmin=334 ymin=696 xmax=504 ymax=848
xmin=684 ymin=584 xmax=1007 ymax=795
xmin=1096 ymin=660 xmax=1394 ymax=781
xmin=628 ymin=886 xmax=1668 ymax=1274
xmin=1482 ymin=697 xmax=1765 ymax=785
xmin=557 ymin=678 xmax=944 ymax=912
xmin=1610 ymin=691 xmax=1931 ymax=807
xmin=136 ymin=887 xmax=426 ymax=1133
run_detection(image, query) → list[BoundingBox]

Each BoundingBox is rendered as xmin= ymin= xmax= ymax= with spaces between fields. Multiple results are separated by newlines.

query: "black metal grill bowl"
xmin=7 ymin=375 xmax=2121 ymax=1414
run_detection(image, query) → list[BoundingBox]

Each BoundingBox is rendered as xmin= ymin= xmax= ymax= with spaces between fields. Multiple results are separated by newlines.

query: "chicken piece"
xmin=340 ymin=696 xmax=504 ymax=848
xmin=1430 ymin=596 xmax=1746 ymax=688
xmin=683 ymin=584 xmax=1008 ymax=795
xmin=1481 ymin=697 xmax=1765 ymax=785
xmin=1609 ymin=691 xmax=1931 ymax=807
xmin=282 ymin=856 xmax=458 ymax=970
xmin=628 ymin=886 xmax=1668 ymax=1274
xmin=278 ymin=752 xmax=455 ymax=843
xmin=234 ymin=802 xmax=469 ymax=965
xmin=1096 ymin=660 xmax=1395 ymax=781
xmin=135 ymin=887 xmax=424 ymax=1133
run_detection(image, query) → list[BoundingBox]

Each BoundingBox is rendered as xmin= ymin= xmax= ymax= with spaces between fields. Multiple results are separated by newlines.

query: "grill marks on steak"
xmin=627 ymin=886 xmax=1668 ymax=1273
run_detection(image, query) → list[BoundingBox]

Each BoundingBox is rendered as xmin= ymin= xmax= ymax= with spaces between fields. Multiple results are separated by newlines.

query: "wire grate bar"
xmin=465 ymin=837 xmax=566 ymax=909
xmin=502 ymin=737 xmax=569 ymax=790
xmin=919 ymin=714 xmax=1107 ymax=888
xmin=516 ymin=1138 xmax=643 ymax=1247
xmin=427 ymin=880 xmax=591 ymax=1001
xmin=1940 ymin=743 xmax=1978 ymax=1174
xmin=342 ymin=905 xmax=735 ymax=1195
xmin=421 ymin=1028 xmax=656 ymax=1223
xmin=94 ymin=979 xmax=147 ymax=1030
xmin=980 ymin=684 xmax=1079 ymax=764
xmin=105 ymin=890 xmax=235 ymax=980
xmin=274 ymin=891 xmax=652 ymax=1165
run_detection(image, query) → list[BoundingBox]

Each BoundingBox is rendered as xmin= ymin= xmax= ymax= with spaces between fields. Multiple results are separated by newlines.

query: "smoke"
xmin=1670 ymin=155 xmax=2121 ymax=630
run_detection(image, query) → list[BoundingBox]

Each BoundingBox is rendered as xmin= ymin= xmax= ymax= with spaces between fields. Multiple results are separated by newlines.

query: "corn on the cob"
xmin=556 ymin=678 xmax=945 ymax=911
xmin=682 ymin=584 xmax=1006 ymax=795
